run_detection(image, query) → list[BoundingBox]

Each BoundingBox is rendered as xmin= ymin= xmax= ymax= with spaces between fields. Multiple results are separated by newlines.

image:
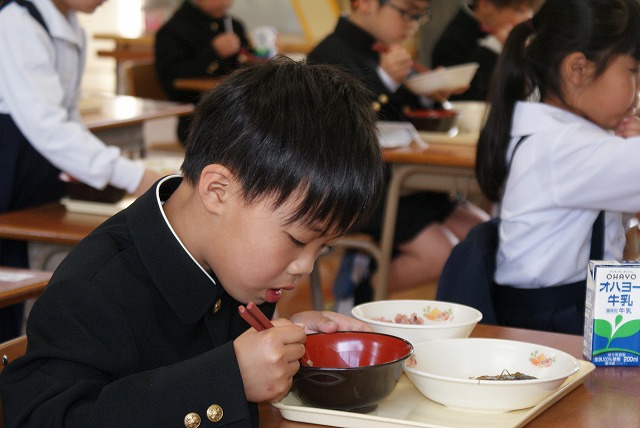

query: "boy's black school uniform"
xmin=154 ymin=1 xmax=250 ymax=143
xmin=307 ymin=17 xmax=456 ymax=245
xmin=432 ymin=8 xmax=499 ymax=101
xmin=0 ymin=176 xmax=274 ymax=427
xmin=307 ymin=16 xmax=424 ymax=122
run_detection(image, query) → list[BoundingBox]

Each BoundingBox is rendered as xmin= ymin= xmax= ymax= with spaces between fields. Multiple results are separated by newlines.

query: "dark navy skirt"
xmin=0 ymin=114 xmax=64 ymax=340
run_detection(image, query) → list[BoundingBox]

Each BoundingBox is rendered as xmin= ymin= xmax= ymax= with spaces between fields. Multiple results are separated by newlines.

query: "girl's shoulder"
xmin=513 ymin=102 xmax=609 ymax=141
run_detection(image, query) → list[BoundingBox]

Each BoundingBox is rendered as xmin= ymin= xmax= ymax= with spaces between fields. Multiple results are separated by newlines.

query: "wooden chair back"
xmin=0 ymin=335 xmax=27 ymax=426
xmin=122 ymin=59 xmax=167 ymax=101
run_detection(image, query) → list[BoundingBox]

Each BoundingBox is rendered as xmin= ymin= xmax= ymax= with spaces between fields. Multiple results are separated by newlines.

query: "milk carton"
xmin=583 ymin=261 xmax=640 ymax=366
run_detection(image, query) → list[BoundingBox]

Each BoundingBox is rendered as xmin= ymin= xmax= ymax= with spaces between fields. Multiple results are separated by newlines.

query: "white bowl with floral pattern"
xmin=351 ymin=300 xmax=482 ymax=345
xmin=403 ymin=338 xmax=581 ymax=412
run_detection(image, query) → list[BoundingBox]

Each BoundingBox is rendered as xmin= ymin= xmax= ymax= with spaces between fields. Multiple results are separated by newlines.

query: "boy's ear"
xmin=563 ymin=52 xmax=596 ymax=87
xmin=198 ymin=164 xmax=233 ymax=213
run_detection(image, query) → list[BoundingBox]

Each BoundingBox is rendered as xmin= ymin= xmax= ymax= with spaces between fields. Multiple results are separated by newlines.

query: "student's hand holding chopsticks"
xmin=289 ymin=311 xmax=373 ymax=335
xmin=234 ymin=314 xmax=306 ymax=402
xmin=377 ymin=44 xmax=415 ymax=84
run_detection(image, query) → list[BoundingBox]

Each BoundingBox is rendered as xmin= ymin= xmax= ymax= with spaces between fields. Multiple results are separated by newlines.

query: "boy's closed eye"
xmin=288 ymin=235 xmax=306 ymax=247
xmin=288 ymin=234 xmax=333 ymax=256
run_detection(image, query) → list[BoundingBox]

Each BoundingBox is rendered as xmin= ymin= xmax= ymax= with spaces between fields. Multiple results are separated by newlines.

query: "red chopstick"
xmin=238 ymin=301 xmax=313 ymax=366
xmin=239 ymin=301 xmax=274 ymax=330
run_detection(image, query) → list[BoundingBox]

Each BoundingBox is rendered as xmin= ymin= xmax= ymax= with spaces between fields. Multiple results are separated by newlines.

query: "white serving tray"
xmin=273 ymin=360 xmax=595 ymax=428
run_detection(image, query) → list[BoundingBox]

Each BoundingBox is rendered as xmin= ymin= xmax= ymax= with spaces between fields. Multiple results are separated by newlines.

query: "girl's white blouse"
xmin=496 ymin=101 xmax=640 ymax=288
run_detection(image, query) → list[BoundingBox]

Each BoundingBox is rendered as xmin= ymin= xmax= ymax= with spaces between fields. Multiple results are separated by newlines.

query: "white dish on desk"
xmin=60 ymin=197 xmax=135 ymax=216
xmin=419 ymin=130 xmax=479 ymax=145
xmin=273 ymin=361 xmax=594 ymax=428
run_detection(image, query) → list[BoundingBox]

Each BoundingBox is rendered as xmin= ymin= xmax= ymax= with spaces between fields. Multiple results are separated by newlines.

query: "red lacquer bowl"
xmin=291 ymin=331 xmax=413 ymax=411
xmin=404 ymin=109 xmax=460 ymax=132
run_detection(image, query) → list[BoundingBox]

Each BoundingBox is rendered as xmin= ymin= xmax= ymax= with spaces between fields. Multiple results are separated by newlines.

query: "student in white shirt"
xmin=476 ymin=0 xmax=640 ymax=334
xmin=0 ymin=0 xmax=161 ymax=341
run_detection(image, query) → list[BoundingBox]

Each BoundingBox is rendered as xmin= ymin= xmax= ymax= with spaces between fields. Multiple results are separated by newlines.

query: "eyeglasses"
xmin=385 ymin=2 xmax=431 ymax=24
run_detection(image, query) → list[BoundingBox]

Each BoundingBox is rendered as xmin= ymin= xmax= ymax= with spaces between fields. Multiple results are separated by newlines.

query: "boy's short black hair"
xmin=181 ymin=57 xmax=385 ymax=236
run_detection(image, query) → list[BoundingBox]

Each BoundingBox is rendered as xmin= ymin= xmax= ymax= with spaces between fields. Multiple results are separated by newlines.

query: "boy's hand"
xmin=289 ymin=311 xmax=373 ymax=334
xmin=616 ymin=114 xmax=640 ymax=138
xmin=379 ymin=45 xmax=414 ymax=84
xmin=211 ymin=32 xmax=241 ymax=58
xmin=234 ymin=319 xmax=306 ymax=402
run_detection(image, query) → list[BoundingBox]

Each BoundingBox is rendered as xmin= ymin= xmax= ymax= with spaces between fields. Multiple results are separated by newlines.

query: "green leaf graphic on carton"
xmin=594 ymin=315 xmax=640 ymax=349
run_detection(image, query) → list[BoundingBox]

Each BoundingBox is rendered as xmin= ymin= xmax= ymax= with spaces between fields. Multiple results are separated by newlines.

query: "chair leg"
xmin=308 ymin=234 xmax=383 ymax=311
xmin=309 ymin=260 xmax=324 ymax=310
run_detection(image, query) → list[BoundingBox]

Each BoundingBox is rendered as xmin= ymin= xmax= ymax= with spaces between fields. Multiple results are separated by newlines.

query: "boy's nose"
xmin=289 ymin=251 xmax=317 ymax=276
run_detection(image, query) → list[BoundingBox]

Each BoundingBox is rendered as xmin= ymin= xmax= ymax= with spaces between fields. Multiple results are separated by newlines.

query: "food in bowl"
xmin=403 ymin=338 xmax=581 ymax=412
xmin=352 ymin=300 xmax=482 ymax=345
xmin=290 ymin=331 xmax=413 ymax=411
xmin=403 ymin=109 xmax=460 ymax=133
xmin=473 ymin=370 xmax=537 ymax=381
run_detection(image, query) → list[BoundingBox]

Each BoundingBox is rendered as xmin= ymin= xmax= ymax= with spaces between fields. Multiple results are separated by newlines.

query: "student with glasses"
xmin=308 ymin=0 xmax=488 ymax=306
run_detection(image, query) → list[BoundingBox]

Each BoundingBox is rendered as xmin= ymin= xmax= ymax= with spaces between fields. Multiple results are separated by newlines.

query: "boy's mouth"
xmin=265 ymin=288 xmax=283 ymax=303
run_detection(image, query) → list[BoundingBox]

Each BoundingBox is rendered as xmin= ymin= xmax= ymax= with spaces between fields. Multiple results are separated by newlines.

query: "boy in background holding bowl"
xmin=432 ymin=0 xmax=541 ymax=101
xmin=308 ymin=0 xmax=488 ymax=303
xmin=0 ymin=59 xmax=381 ymax=427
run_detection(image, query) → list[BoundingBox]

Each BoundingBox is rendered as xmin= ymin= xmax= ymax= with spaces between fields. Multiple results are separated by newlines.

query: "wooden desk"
xmin=0 ymin=203 xmax=105 ymax=246
xmin=376 ymin=142 xmax=480 ymax=300
xmin=0 ymin=267 xmax=52 ymax=308
xmin=172 ymin=77 xmax=224 ymax=93
xmin=259 ymin=324 xmax=639 ymax=427
xmin=80 ymin=94 xmax=194 ymax=154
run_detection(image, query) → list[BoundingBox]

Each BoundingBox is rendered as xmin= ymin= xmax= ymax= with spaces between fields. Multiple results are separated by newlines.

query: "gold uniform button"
xmin=207 ymin=404 xmax=223 ymax=422
xmin=212 ymin=298 xmax=222 ymax=314
xmin=210 ymin=22 xmax=219 ymax=32
xmin=372 ymin=101 xmax=381 ymax=112
xmin=378 ymin=93 xmax=389 ymax=104
xmin=184 ymin=412 xmax=201 ymax=428
xmin=206 ymin=62 xmax=220 ymax=75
